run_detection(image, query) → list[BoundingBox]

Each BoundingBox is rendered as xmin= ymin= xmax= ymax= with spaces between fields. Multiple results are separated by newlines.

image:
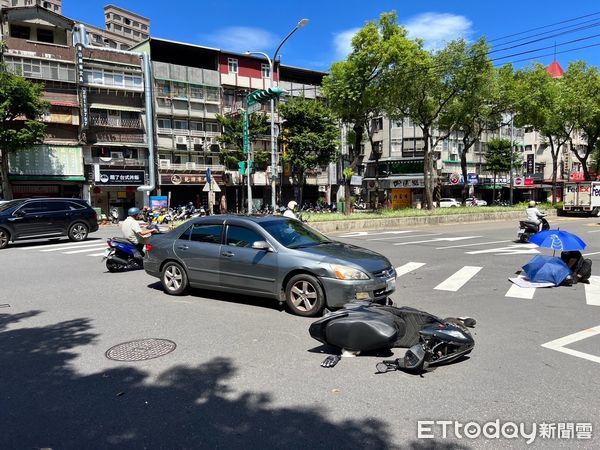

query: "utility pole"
xmin=510 ymin=115 xmax=514 ymax=205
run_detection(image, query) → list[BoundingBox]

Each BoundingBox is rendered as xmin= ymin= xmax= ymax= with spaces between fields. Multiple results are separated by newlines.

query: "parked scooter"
xmin=517 ymin=215 xmax=549 ymax=243
xmin=103 ymin=237 xmax=144 ymax=272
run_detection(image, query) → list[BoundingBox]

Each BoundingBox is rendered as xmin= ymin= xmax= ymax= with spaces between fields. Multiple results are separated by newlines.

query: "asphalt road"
xmin=1 ymin=215 xmax=599 ymax=449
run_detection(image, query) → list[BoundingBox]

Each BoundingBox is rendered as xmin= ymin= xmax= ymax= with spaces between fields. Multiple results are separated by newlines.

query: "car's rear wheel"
xmin=0 ymin=229 xmax=10 ymax=249
xmin=68 ymin=223 xmax=89 ymax=242
xmin=285 ymin=274 xmax=325 ymax=317
xmin=161 ymin=261 xmax=188 ymax=295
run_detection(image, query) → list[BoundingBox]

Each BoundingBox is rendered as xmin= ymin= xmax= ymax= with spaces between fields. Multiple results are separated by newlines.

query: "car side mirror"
xmin=252 ymin=241 xmax=272 ymax=252
xmin=13 ymin=209 xmax=25 ymax=217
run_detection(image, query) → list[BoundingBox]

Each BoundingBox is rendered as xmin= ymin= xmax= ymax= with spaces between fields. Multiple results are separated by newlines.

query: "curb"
xmin=308 ymin=210 xmax=557 ymax=234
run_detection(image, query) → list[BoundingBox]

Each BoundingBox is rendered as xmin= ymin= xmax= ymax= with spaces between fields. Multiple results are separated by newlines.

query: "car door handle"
xmin=221 ymin=251 xmax=235 ymax=257
xmin=177 ymin=245 xmax=189 ymax=250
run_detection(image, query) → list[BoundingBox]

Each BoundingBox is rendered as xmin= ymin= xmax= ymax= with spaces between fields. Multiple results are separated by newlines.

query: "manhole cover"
xmin=105 ymin=338 xmax=176 ymax=361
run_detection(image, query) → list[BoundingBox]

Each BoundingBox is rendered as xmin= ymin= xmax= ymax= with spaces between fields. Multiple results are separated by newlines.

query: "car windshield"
xmin=260 ymin=219 xmax=332 ymax=249
xmin=0 ymin=200 xmax=25 ymax=212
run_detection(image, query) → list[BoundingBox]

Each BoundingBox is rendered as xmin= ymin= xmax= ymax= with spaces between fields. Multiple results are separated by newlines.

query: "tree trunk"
xmin=422 ymin=126 xmax=434 ymax=210
xmin=460 ymin=140 xmax=470 ymax=204
xmin=344 ymin=124 xmax=364 ymax=215
xmin=492 ymin=171 xmax=497 ymax=204
xmin=0 ymin=151 xmax=13 ymax=200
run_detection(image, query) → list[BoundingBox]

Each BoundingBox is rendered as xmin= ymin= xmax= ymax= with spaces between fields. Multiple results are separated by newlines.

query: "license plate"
xmin=103 ymin=249 xmax=111 ymax=258
xmin=518 ymin=229 xmax=525 ymax=234
xmin=386 ymin=277 xmax=396 ymax=291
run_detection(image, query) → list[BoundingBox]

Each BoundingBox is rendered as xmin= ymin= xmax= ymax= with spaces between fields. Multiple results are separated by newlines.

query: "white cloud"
xmin=204 ymin=27 xmax=277 ymax=53
xmin=404 ymin=12 xmax=473 ymax=50
xmin=332 ymin=28 xmax=360 ymax=59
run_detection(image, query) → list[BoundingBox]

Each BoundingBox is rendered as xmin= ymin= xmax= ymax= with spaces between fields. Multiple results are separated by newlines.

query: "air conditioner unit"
xmin=110 ymin=152 xmax=124 ymax=159
xmin=175 ymin=136 xmax=187 ymax=145
xmin=186 ymin=162 xmax=197 ymax=169
xmin=159 ymin=159 xmax=171 ymax=168
xmin=192 ymin=138 xmax=204 ymax=145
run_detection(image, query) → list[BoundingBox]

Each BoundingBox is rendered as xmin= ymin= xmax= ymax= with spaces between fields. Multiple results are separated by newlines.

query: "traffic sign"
xmin=242 ymin=110 xmax=249 ymax=154
xmin=247 ymin=102 xmax=261 ymax=114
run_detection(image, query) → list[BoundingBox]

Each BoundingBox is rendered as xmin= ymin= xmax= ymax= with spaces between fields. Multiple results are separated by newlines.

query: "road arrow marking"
xmin=466 ymin=244 xmax=540 ymax=255
xmin=584 ymin=276 xmax=600 ymax=306
xmin=436 ymin=239 xmax=511 ymax=250
xmin=541 ymin=325 xmax=600 ymax=364
xmin=394 ymin=236 xmax=482 ymax=246
xmin=395 ymin=262 xmax=426 ymax=277
xmin=434 ymin=266 xmax=482 ymax=292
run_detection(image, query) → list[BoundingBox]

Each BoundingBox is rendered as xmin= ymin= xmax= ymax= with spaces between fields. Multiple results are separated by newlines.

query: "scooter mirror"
xmin=397 ymin=344 xmax=427 ymax=371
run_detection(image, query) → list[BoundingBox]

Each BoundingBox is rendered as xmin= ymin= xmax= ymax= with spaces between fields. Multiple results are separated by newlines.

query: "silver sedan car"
xmin=143 ymin=215 xmax=397 ymax=316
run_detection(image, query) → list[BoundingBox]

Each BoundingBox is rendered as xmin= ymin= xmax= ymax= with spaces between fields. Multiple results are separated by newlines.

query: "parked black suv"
xmin=0 ymin=198 xmax=99 ymax=249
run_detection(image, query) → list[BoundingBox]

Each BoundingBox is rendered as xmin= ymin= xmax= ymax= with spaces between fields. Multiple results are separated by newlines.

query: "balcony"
xmin=158 ymin=162 xmax=225 ymax=172
xmin=90 ymin=132 xmax=147 ymax=145
xmin=85 ymin=157 xmax=148 ymax=167
xmin=89 ymin=116 xmax=142 ymax=129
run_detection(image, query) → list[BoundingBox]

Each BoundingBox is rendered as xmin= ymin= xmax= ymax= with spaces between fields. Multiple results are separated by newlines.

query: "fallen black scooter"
xmin=518 ymin=215 xmax=549 ymax=243
xmin=309 ymin=302 xmax=475 ymax=373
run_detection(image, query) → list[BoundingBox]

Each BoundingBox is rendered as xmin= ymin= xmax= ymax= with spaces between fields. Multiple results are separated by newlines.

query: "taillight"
xmin=145 ymin=244 xmax=153 ymax=252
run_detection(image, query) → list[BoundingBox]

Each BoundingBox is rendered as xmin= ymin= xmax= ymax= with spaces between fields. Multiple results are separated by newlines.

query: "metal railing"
xmin=85 ymin=157 xmax=148 ymax=166
xmin=89 ymin=116 xmax=142 ymax=129
xmin=158 ymin=163 xmax=225 ymax=172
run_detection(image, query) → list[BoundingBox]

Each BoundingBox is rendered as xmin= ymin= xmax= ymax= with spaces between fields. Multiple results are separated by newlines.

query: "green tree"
xmin=279 ymin=97 xmax=339 ymax=204
xmin=384 ymin=35 xmax=492 ymax=209
xmin=323 ymin=13 xmax=397 ymax=213
xmin=562 ymin=61 xmax=600 ymax=180
xmin=514 ymin=64 xmax=573 ymax=205
xmin=0 ymin=64 xmax=47 ymax=199
xmin=485 ymin=138 xmax=522 ymax=203
xmin=445 ymin=64 xmax=513 ymax=204
xmin=216 ymin=111 xmax=270 ymax=170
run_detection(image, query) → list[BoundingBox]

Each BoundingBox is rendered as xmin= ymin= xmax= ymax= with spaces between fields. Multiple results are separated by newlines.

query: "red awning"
xmin=50 ymin=101 xmax=79 ymax=107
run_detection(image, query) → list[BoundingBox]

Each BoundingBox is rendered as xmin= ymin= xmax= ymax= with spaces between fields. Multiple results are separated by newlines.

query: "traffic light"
xmin=246 ymin=87 xmax=285 ymax=106
xmin=238 ymin=161 xmax=246 ymax=175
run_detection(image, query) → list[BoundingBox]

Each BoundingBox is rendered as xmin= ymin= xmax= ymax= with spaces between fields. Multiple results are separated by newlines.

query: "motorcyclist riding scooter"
xmin=518 ymin=201 xmax=549 ymax=243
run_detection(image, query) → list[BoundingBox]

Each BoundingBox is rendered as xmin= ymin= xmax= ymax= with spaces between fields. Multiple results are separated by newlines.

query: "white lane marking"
xmin=88 ymin=253 xmax=106 ymax=257
xmin=63 ymin=246 xmax=108 ymax=254
xmin=505 ymin=283 xmax=536 ymax=299
xmin=394 ymin=236 xmax=481 ymax=246
xmin=434 ymin=266 xmax=482 ymax=292
xmin=339 ymin=230 xmax=419 ymax=238
xmin=338 ymin=231 xmax=369 ymax=237
xmin=466 ymin=244 xmax=539 ymax=255
xmin=583 ymin=251 xmax=600 ymax=256
xmin=436 ymin=240 xmax=511 ymax=250
xmin=585 ymin=276 xmax=600 ymax=306
xmin=541 ymin=325 xmax=600 ymax=364
xmin=368 ymin=233 xmax=442 ymax=241
xmin=587 ymin=230 xmax=600 ymax=233
xmin=395 ymin=262 xmax=426 ymax=277
xmin=39 ymin=242 xmax=108 ymax=252
xmin=20 ymin=240 xmax=104 ymax=250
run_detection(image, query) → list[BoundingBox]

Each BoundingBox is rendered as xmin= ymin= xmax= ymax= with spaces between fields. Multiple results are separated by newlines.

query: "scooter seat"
xmin=111 ymin=237 xmax=135 ymax=245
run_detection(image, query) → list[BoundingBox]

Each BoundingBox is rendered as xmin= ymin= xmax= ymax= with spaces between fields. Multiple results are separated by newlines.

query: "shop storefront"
xmin=158 ymin=171 xmax=224 ymax=210
xmin=371 ymin=176 xmax=425 ymax=208
xmin=8 ymin=145 xmax=85 ymax=199
xmin=89 ymin=168 xmax=147 ymax=219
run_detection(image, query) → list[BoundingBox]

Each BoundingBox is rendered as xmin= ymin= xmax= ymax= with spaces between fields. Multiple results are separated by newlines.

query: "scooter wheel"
xmin=106 ymin=260 xmax=124 ymax=272
xmin=519 ymin=234 xmax=530 ymax=243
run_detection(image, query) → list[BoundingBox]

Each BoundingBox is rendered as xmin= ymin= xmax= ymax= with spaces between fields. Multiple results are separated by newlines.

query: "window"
xmin=124 ymin=27 xmax=132 ymax=34
xmin=190 ymin=224 xmax=223 ymax=244
xmin=37 ymin=28 xmax=54 ymax=43
xmin=178 ymin=226 xmax=192 ymax=241
xmin=190 ymin=85 xmax=204 ymax=99
xmin=371 ymin=117 xmax=383 ymax=132
xmin=228 ymin=58 xmax=238 ymax=74
xmin=226 ymin=225 xmax=264 ymax=248
xmin=156 ymin=80 xmax=170 ymax=96
xmin=174 ymin=120 xmax=188 ymax=130
xmin=172 ymin=82 xmax=187 ymax=98
xmin=157 ymin=98 xmax=172 ymax=108
xmin=68 ymin=202 xmax=86 ymax=211
xmin=18 ymin=201 xmax=46 ymax=214
xmin=205 ymin=87 xmax=220 ymax=102
xmin=190 ymin=121 xmax=203 ymax=131
xmin=46 ymin=201 xmax=69 ymax=212
xmin=124 ymin=18 xmax=131 ymax=25
xmin=10 ymin=25 xmax=30 ymax=40
xmin=205 ymin=122 xmax=219 ymax=133
xmin=113 ymin=14 xmax=122 ymax=21
xmin=114 ymin=24 xmax=122 ymax=31
xmin=157 ymin=118 xmax=172 ymax=129
xmin=261 ymin=64 xmax=270 ymax=79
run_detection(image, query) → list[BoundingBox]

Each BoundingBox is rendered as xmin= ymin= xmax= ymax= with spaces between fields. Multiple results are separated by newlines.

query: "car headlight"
xmin=330 ymin=264 xmax=370 ymax=280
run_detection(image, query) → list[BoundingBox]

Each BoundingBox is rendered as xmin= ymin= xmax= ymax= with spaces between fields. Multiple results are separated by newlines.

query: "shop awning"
xmin=90 ymin=103 xmax=144 ymax=112
xmin=93 ymin=142 xmax=148 ymax=148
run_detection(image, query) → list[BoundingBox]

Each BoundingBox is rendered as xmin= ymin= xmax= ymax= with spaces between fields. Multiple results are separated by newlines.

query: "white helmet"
xmin=529 ymin=201 xmax=536 ymax=207
xmin=287 ymin=201 xmax=298 ymax=210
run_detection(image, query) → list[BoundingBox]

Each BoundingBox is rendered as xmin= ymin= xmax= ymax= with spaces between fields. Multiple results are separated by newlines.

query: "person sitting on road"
xmin=121 ymin=207 xmax=156 ymax=251
xmin=283 ymin=201 xmax=298 ymax=219
xmin=525 ymin=200 xmax=545 ymax=230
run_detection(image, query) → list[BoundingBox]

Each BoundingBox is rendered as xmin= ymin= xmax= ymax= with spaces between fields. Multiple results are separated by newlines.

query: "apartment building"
xmin=1 ymin=0 xmax=61 ymax=14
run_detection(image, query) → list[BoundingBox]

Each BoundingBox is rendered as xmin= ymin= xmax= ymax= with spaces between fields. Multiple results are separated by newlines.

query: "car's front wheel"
xmin=68 ymin=223 xmax=89 ymax=242
xmin=0 ymin=229 xmax=10 ymax=249
xmin=161 ymin=261 xmax=188 ymax=295
xmin=285 ymin=274 xmax=325 ymax=317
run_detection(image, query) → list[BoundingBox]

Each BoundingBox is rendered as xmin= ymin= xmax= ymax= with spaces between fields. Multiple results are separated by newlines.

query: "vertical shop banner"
xmin=527 ymin=154 xmax=534 ymax=174
xmin=391 ymin=188 xmax=412 ymax=209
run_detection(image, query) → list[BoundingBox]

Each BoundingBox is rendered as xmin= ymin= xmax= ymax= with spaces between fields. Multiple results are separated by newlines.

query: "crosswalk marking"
xmin=466 ymin=244 xmax=539 ymax=255
xmin=39 ymin=242 xmax=107 ymax=252
xmin=505 ymin=283 xmax=536 ymax=299
xmin=20 ymin=240 xmax=104 ymax=250
xmin=583 ymin=251 xmax=600 ymax=257
xmin=63 ymin=246 xmax=108 ymax=254
xmin=436 ymin=239 xmax=511 ymax=250
xmin=88 ymin=253 xmax=106 ymax=257
xmin=368 ymin=233 xmax=442 ymax=241
xmin=434 ymin=266 xmax=482 ymax=292
xmin=584 ymin=276 xmax=600 ymax=306
xmin=395 ymin=262 xmax=426 ymax=277
xmin=394 ymin=236 xmax=481 ymax=246
xmin=339 ymin=230 xmax=420 ymax=238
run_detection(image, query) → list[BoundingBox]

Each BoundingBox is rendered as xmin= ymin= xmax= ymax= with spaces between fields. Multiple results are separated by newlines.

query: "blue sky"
xmin=63 ymin=0 xmax=600 ymax=72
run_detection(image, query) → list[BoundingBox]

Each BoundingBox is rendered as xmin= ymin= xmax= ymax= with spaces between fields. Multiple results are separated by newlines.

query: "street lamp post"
xmin=247 ymin=18 xmax=308 ymax=211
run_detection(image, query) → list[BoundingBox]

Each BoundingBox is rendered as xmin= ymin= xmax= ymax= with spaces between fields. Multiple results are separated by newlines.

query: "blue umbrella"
xmin=529 ymin=229 xmax=586 ymax=252
xmin=522 ymin=255 xmax=572 ymax=285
